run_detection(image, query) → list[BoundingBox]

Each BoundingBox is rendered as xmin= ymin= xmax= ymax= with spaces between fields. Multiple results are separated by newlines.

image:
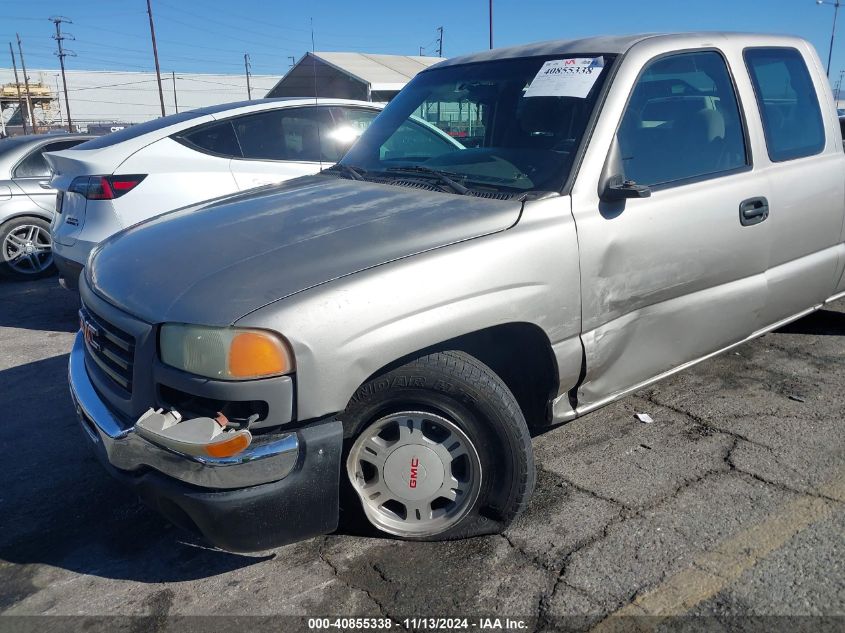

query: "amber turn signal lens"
xmin=204 ymin=430 xmax=252 ymax=458
xmin=227 ymin=331 xmax=292 ymax=379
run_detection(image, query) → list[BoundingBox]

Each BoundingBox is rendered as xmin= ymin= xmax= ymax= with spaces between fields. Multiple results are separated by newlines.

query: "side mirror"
xmin=598 ymin=136 xmax=651 ymax=202
xmin=602 ymin=176 xmax=651 ymax=201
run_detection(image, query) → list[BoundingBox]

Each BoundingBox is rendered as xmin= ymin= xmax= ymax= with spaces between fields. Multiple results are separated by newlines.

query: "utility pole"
xmin=8 ymin=43 xmax=28 ymax=134
xmin=16 ymin=35 xmax=35 ymax=131
xmin=288 ymin=55 xmax=296 ymax=67
xmin=55 ymin=76 xmax=65 ymax=127
xmin=51 ymin=17 xmax=75 ymax=132
xmin=489 ymin=0 xmax=493 ymax=49
xmin=244 ymin=53 xmax=252 ymax=100
xmin=171 ymin=71 xmax=178 ymax=113
xmin=146 ymin=0 xmax=166 ymax=117
xmin=818 ymin=0 xmax=842 ymax=77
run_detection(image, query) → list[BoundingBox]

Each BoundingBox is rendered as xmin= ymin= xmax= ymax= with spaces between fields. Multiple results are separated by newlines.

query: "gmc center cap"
xmin=383 ymin=444 xmax=444 ymax=501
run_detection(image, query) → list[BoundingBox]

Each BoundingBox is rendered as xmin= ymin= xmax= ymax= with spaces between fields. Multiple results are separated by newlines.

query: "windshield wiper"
xmin=385 ymin=166 xmax=471 ymax=195
xmin=327 ymin=163 xmax=364 ymax=181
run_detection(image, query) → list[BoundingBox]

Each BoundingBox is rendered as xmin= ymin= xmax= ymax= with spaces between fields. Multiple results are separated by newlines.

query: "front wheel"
xmin=342 ymin=350 xmax=535 ymax=541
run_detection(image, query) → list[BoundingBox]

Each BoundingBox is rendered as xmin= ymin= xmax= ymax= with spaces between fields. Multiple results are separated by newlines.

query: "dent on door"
xmin=574 ymin=161 xmax=770 ymax=410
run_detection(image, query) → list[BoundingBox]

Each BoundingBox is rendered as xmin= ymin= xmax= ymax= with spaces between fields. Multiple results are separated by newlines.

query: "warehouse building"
xmin=266 ymin=52 xmax=444 ymax=102
xmin=0 ymin=68 xmax=280 ymax=134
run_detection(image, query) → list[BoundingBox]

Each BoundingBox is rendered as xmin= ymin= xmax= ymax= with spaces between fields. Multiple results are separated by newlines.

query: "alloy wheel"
xmin=347 ymin=411 xmax=482 ymax=537
xmin=2 ymin=224 xmax=53 ymax=275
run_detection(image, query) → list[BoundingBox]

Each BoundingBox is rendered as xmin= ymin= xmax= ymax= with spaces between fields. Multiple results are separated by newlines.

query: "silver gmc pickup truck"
xmin=69 ymin=33 xmax=845 ymax=552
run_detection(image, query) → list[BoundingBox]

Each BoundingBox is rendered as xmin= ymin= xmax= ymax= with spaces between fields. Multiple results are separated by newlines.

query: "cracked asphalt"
xmin=1 ymin=277 xmax=843 ymax=632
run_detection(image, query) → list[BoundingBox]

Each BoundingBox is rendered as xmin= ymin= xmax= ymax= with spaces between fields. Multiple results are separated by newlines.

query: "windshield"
xmin=340 ymin=54 xmax=615 ymax=194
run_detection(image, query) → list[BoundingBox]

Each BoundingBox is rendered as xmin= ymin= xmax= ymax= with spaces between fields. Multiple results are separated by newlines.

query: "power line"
xmin=155 ymin=0 xmax=385 ymax=44
xmin=155 ymin=14 xmax=306 ymax=52
xmin=156 ymin=6 xmax=312 ymax=48
xmin=67 ymin=79 xmax=162 ymax=91
xmin=71 ymin=40 xmax=251 ymax=68
xmin=66 ymin=33 xmax=273 ymax=68
xmin=66 ymin=23 xmax=290 ymax=57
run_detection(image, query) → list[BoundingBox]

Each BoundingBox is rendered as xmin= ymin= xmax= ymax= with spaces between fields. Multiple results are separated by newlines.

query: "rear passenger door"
xmin=743 ymin=47 xmax=845 ymax=315
xmin=571 ymin=49 xmax=773 ymax=408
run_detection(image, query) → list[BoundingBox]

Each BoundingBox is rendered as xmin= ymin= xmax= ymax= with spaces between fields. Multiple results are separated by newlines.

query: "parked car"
xmin=46 ymin=98 xmax=394 ymax=289
xmin=69 ymin=33 xmax=845 ymax=552
xmin=0 ymin=133 xmax=91 ymax=278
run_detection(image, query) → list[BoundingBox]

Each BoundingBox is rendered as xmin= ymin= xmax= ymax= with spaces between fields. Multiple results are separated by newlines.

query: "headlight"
xmin=159 ymin=324 xmax=294 ymax=380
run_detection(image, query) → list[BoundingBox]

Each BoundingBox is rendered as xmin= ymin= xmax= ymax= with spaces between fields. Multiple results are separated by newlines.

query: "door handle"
xmin=739 ymin=197 xmax=769 ymax=226
xmin=38 ymin=180 xmax=52 ymax=190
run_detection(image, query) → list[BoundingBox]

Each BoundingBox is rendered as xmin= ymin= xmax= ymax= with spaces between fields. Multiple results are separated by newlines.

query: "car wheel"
xmin=342 ymin=350 xmax=535 ymax=540
xmin=0 ymin=216 xmax=55 ymax=279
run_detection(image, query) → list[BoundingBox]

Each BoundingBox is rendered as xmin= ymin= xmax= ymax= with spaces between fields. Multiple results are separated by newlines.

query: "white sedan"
xmin=47 ymin=98 xmax=388 ymax=289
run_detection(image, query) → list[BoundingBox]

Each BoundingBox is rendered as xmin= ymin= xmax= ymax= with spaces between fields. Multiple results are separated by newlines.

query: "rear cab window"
xmin=743 ymin=47 xmax=825 ymax=162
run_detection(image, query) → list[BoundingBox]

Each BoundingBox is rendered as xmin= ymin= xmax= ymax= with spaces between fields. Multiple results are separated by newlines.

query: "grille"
xmin=79 ymin=306 xmax=135 ymax=394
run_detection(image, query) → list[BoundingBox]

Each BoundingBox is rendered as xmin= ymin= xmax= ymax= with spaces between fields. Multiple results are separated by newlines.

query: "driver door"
xmin=571 ymin=49 xmax=772 ymax=408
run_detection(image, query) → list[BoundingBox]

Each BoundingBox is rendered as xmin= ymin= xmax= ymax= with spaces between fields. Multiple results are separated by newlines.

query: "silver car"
xmin=0 ymin=134 xmax=91 ymax=279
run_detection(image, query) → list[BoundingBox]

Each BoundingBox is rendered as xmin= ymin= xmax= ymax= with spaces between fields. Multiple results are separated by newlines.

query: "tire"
xmin=341 ymin=350 xmax=535 ymax=541
xmin=0 ymin=216 xmax=55 ymax=280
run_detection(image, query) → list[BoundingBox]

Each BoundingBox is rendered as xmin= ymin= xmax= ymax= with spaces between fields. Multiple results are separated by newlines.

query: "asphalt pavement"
xmin=0 ymin=276 xmax=843 ymax=632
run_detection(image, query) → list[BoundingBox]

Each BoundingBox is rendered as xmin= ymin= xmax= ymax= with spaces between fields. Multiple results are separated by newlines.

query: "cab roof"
xmin=429 ymin=32 xmax=807 ymax=69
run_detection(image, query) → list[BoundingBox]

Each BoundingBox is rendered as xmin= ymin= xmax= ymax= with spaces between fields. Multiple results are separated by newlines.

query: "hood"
xmin=89 ymin=176 xmax=523 ymax=325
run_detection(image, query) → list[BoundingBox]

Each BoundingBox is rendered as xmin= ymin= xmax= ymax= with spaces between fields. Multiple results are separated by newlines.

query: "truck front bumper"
xmin=68 ymin=332 xmax=343 ymax=551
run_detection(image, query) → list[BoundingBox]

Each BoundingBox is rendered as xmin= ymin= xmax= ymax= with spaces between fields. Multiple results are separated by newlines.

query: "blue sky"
xmin=2 ymin=0 xmax=845 ymax=87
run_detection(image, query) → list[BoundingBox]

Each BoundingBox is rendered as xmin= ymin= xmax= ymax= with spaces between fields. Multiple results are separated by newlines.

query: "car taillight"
xmin=68 ymin=175 xmax=146 ymax=200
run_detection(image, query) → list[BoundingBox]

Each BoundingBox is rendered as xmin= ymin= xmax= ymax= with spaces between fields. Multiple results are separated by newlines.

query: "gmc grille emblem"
xmin=82 ymin=318 xmax=101 ymax=352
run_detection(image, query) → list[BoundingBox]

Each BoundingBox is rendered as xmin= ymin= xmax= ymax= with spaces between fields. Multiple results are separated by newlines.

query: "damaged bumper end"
xmin=68 ymin=331 xmax=342 ymax=551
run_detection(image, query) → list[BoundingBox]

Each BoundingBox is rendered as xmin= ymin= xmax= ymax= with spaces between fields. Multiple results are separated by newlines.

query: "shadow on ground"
xmin=0 ymin=351 xmax=270 ymax=593
xmin=0 ymin=275 xmax=79 ymax=333
xmin=775 ymin=308 xmax=845 ymax=336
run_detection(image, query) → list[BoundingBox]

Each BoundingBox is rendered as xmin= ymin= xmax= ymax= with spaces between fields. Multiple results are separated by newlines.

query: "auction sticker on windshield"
xmin=524 ymin=57 xmax=604 ymax=98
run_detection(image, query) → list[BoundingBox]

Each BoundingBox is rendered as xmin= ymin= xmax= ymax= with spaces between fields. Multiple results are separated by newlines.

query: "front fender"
xmin=237 ymin=195 xmax=582 ymax=421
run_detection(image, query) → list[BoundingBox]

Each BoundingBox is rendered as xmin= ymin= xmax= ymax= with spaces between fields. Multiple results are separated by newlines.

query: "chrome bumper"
xmin=68 ymin=331 xmax=299 ymax=489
